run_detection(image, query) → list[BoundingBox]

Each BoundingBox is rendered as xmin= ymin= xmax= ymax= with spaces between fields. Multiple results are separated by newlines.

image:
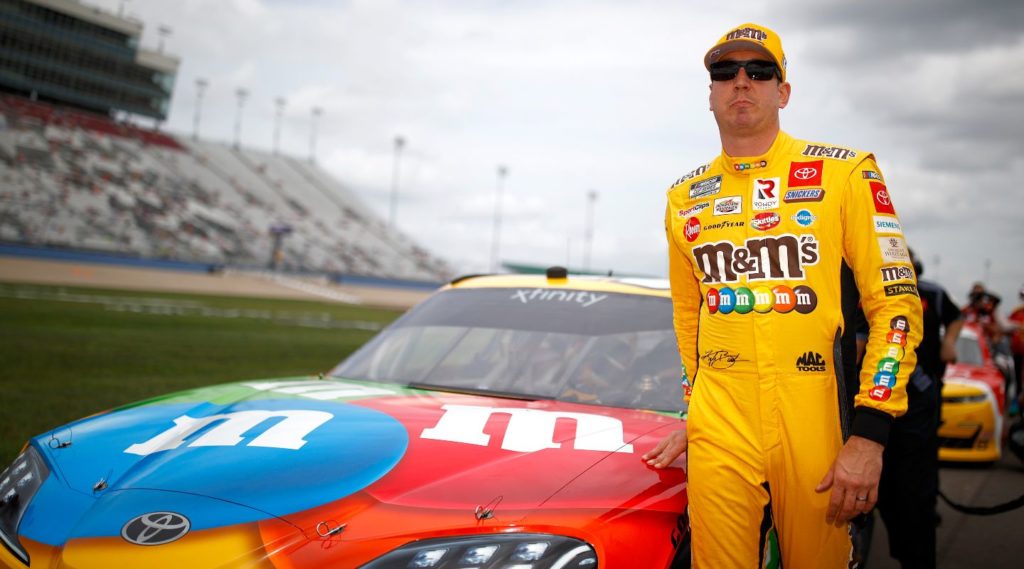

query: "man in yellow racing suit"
xmin=643 ymin=23 xmax=923 ymax=569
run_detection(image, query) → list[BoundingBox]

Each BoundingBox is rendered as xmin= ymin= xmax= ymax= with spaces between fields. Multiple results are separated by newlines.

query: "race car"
xmin=939 ymin=323 xmax=1007 ymax=463
xmin=0 ymin=269 xmax=692 ymax=568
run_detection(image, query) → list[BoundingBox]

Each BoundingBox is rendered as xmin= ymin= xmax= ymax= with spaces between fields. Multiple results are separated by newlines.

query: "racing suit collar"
xmin=721 ymin=130 xmax=793 ymax=175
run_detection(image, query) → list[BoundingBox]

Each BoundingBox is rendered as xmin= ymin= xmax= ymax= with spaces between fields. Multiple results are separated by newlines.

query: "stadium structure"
xmin=0 ymin=0 xmax=452 ymax=282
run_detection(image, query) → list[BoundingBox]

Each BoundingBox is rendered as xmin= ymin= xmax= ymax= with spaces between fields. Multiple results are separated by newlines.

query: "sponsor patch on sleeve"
xmin=884 ymin=284 xmax=919 ymax=297
xmin=873 ymin=216 xmax=903 ymax=235
xmin=870 ymin=182 xmax=896 ymax=214
xmin=862 ymin=170 xmax=883 ymax=181
xmin=878 ymin=236 xmax=911 ymax=263
xmin=869 ymin=385 xmax=892 ymax=402
xmin=880 ymin=265 xmax=915 ymax=283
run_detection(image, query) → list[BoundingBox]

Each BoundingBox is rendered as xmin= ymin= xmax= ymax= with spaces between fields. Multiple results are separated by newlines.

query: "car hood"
xmin=943 ymin=363 xmax=1006 ymax=412
xmin=29 ymin=377 xmax=685 ymax=546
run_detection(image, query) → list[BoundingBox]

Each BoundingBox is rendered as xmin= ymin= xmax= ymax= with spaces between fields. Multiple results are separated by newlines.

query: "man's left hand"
xmin=814 ymin=435 xmax=883 ymax=526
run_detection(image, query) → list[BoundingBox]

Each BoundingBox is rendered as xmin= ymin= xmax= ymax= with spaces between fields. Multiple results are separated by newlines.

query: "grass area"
xmin=0 ymin=282 xmax=404 ymax=464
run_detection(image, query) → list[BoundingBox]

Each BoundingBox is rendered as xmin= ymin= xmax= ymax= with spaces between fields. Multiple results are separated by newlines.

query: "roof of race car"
xmin=446 ymin=270 xmax=671 ymax=297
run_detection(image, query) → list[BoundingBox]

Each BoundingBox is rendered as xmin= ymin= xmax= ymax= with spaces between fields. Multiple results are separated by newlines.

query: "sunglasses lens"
xmin=745 ymin=61 xmax=777 ymax=81
xmin=709 ymin=60 xmax=777 ymax=81
xmin=709 ymin=62 xmax=740 ymax=81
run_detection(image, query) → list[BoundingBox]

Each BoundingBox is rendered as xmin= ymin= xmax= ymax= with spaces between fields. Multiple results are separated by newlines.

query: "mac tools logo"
xmin=796 ymin=351 xmax=826 ymax=372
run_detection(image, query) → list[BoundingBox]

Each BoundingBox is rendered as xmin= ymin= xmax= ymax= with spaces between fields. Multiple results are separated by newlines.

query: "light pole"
xmin=389 ymin=135 xmax=405 ymax=231
xmin=157 ymin=25 xmax=172 ymax=53
xmin=490 ymin=165 xmax=508 ymax=272
xmin=233 ymin=88 xmax=249 ymax=150
xmin=273 ymin=97 xmax=286 ymax=156
xmin=192 ymin=78 xmax=207 ymax=141
xmin=309 ymin=106 xmax=323 ymax=164
xmin=583 ymin=190 xmax=598 ymax=272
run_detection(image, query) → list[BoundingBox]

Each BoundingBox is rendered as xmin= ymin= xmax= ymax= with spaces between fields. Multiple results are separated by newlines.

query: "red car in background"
xmin=939 ymin=324 xmax=1007 ymax=463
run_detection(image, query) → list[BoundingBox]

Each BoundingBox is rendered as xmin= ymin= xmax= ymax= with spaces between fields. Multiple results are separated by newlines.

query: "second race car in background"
xmin=939 ymin=323 xmax=1007 ymax=463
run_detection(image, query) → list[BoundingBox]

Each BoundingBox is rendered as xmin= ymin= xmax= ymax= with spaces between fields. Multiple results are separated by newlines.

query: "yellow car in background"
xmin=939 ymin=324 xmax=1008 ymax=463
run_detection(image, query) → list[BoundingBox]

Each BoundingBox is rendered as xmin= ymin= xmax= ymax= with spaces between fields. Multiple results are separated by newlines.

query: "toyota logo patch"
xmin=793 ymin=167 xmax=817 ymax=180
xmin=122 ymin=512 xmax=191 ymax=545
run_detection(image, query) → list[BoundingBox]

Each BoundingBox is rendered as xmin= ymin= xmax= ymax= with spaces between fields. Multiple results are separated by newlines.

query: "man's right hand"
xmin=642 ymin=428 xmax=687 ymax=469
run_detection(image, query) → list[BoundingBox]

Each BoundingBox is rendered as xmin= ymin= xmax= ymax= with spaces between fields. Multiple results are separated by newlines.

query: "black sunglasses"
xmin=709 ymin=59 xmax=779 ymax=82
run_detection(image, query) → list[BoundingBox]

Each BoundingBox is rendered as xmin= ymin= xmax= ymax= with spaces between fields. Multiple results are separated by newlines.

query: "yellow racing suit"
xmin=665 ymin=130 xmax=923 ymax=568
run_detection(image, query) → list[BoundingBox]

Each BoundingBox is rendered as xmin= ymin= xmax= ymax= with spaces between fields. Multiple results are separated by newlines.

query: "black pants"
xmin=876 ymin=376 xmax=940 ymax=569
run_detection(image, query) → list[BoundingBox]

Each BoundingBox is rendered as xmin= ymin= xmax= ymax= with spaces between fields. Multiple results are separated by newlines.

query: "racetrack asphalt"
xmin=866 ymin=448 xmax=1024 ymax=569
xmin=0 ymin=256 xmax=432 ymax=309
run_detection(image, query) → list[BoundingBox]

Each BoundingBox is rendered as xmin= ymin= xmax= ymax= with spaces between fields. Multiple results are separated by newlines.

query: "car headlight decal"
xmin=942 ymin=393 xmax=987 ymax=404
xmin=360 ymin=534 xmax=597 ymax=569
xmin=0 ymin=446 xmax=49 ymax=564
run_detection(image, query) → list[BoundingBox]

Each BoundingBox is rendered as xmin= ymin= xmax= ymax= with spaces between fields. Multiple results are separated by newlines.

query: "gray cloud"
xmin=788 ymin=0 xmax=1024 ymax=57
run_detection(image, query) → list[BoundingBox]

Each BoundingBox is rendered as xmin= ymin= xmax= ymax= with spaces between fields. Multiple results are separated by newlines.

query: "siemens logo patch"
xmin=873 ymin=216 xmax=903 ymax=235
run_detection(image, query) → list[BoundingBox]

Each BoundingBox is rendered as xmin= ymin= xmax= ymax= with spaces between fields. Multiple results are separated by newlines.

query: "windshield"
xmin=955 ymin=333 xmax=984 ymax=366
xmin=332 ymin=287 xmax=685 ymax=413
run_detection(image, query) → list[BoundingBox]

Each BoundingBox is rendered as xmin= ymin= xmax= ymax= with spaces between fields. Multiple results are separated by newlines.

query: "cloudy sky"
xmin=96 ymin=0 xmax=1024 ymax=305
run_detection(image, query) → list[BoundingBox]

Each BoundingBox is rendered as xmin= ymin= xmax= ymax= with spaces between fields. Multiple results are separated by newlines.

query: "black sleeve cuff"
xmin=851 ymin=407 xmax=894 ymax=446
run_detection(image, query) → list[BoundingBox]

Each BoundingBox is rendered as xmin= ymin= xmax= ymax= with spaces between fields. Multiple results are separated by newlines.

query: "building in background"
xmin=0 ymin=0 xmax=178 ymax=121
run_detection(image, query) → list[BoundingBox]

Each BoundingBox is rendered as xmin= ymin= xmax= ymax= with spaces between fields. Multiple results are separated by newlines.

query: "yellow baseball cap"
xmin=704 ymin=23 xmax=787 ymax=82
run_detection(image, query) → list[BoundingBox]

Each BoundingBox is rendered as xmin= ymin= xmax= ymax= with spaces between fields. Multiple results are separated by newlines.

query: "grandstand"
xmin=0 ymin=94 xmax=453 ymax=281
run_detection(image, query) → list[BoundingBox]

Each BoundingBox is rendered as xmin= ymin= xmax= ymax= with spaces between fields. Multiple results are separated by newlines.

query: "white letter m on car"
xmin=421 ymin=404 xmax=633 ymax=453
xmin=124 ymin=410 xmax=333 ymax=456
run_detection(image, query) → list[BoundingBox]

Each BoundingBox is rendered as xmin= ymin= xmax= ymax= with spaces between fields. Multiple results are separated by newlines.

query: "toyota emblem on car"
xmin=121 ymin=512 xmax=191 ymax=545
